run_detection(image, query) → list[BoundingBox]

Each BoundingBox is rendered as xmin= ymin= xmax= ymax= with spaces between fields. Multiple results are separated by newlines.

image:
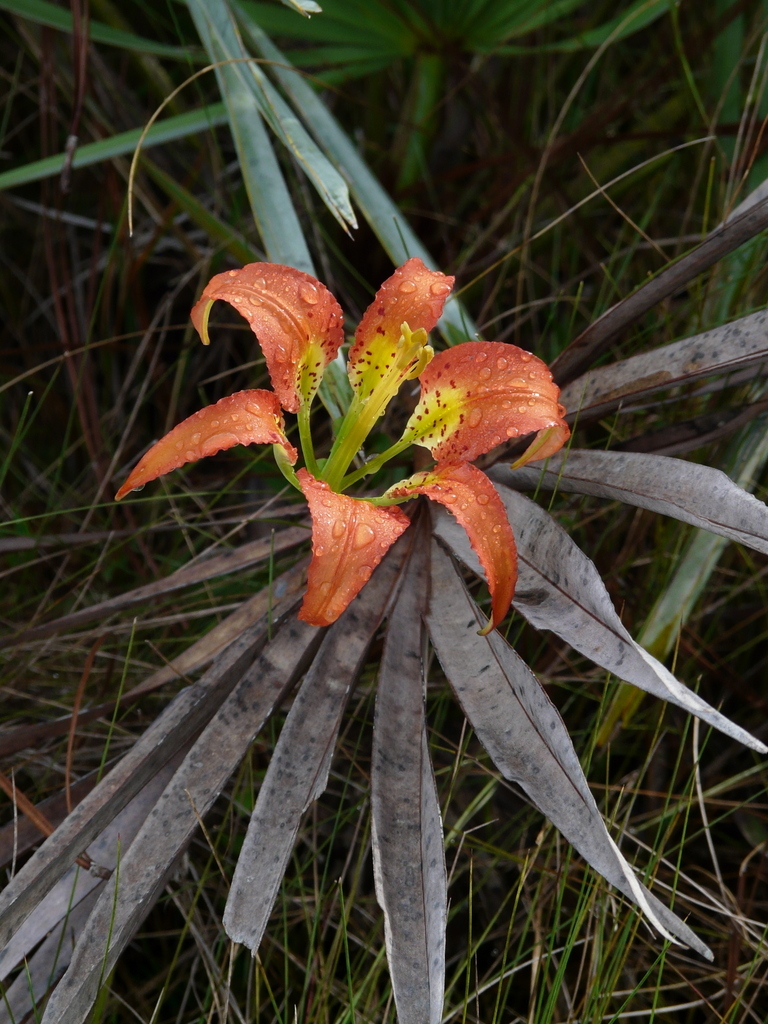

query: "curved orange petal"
xmin=190 ymin=263 xmax=344 ymax=413
xmin=347 ymin=258 xmax=454 ymax=400
xmin=387 ymin=462 xmax=516 ymax=634
xmin=297 ymin=469 xmax=410 ymax=627
xmin=404 ymin=341 xmax=569 ymax=464
xmin=115 ymin=390 xmax=296 ymax=500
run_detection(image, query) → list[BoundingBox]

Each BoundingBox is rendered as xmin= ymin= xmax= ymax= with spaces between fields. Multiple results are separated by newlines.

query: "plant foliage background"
xmin=2 ymin=0 xmax=768 ymax=1022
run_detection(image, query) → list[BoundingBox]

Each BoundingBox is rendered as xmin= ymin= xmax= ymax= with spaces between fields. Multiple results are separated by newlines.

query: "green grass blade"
xmin=278 ymin=0 xmax=321 ymax=13
xmin=236 ymin=8 xmax=476 ymax=343
xmin=0 ymin=0 xmax=202 ymax=58
xmin=187 ymin=0 xmax=315 ymax=272
xmin=0 ymin=104 xmax=228 ymax=191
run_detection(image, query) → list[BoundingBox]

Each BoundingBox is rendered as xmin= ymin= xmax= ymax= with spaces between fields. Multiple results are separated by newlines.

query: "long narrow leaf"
xmin=371 ymin=522 xmax=445 ymax=1024
xmin=190 ymin=0 xmax=355 ymax=238
xmin=37 ymin=618 xmax=321 ymax=1024
xmin=432 ymin=490 xmax=765 ymax=753
xmin=494 ymin=449 xmax=768 ymax=556
xmin=426 ymin=542 xmax=713 ymax=960
xmin=0 ymin=0 xmax=201 ymax=58
xmin=0 ymin=586 xmax=301 ymax=947
xmin=234 ymin=9 xmax=476 ymax=345
xmin=0 ymin=104 xmax=228 ymax=192
xmin=187 ymin=0 xmax=315 ymax=272
xmin=559 ymin=309 xmax=768 ymax=422
xmin=223 ymin=534 xmax=410 ymax=949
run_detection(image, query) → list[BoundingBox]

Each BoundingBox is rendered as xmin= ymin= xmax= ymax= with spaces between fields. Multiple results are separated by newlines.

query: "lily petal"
xmin=387 ymin=462 xmax=516 ymax=634
xmin=190 ymin=263 xmax=344 ymax=413
xmin=347 ymin=258 xmax=454 ymax=401
xmin=297 ymin=469 xmax=410 ymax=627
xmin=115 ymin=390 xmax=297 ymax=500
xmin=404 ymin=341 xmax=569 ymax=464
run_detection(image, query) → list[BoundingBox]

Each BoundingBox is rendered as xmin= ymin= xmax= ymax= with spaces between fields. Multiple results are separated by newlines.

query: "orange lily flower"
xmin=116 ymin=258 xmax=569 ymax=632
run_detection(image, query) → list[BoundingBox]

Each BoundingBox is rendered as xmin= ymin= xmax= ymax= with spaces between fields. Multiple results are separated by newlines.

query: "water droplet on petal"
xmin=211 ymin=420 xmax=220 ymax=428
xmin=191 ymin=432 xmax=201 ymax=444
xmin=506 ymin=426 xmax=517 ymax=437
xmin=430 ymin=281 xmax=451 ymax=296
xmin=479 ymin=366 xmax=492 ymax=380
xmin=322 ymin=498 xmax=333 ymax=508
xmin=442 ymin=493 xmax=458 ymax=504
xmin=492 ymin=524 xmax=502 ymax=534
xmin=132 ymin=484 xmax=145 ymax=492
xmin=477 ymin=493 xmax=490 ymax=505
xmin=359 ymin=564 xmax=373 ymax=578
xmin=228 ymin=269 xmax=238 ymax=277
xmin=398 ymin=279 xmax=416 ymax=294
xmin=318 ymin=581 xmax=330 ymax=594
xmin=315 ymin=545 xmax=325 ymax=556
xmin=255 ymin=276 xmax=267 ymax=288
xmin=332 ymin=519 xmax=346 ymax=538
xmin=175 ymin=441 xmax=183 ymax=450
xmin=520 ymin=352 xmax=532 ymax=362
xmin=496 ymin=357 xmax=508 ymax=370
xmin=502 ymin=400 xmax=512 ymax=409
xmin=185 ymin=449 xmax=197 ymax=460
xmin=299 ymin=281 xmax=319 ymax=304
xmin=518 ymin=406 xmax=527 ymax=413
xmin=353 ymin=523 xmax=375 ymax=549
xmin=468 ymin=408 xmax=483 ymax=428
xmin=476 ymin=351 xmax=488 ymax=363
xmin=558 ymin=404 xmax=567 ymax=416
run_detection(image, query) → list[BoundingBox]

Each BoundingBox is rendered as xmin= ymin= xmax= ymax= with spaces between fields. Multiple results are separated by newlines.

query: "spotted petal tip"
xmin=405 ymin=341 xmax=569 ymax=464
xmin=190 ymin=263 xmax=344 ymax=413
xmin=347 ymin=258 xmax=454 ymax=400
xmin=115 ymin=390 xmax=296 ymax=500
xmin=387 ymin=462 xmax=517 ymax=633
xmin=297 ymin=470 xmax=410 ymax=627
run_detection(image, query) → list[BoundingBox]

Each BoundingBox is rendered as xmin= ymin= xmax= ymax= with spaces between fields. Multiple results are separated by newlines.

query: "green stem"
xmin=273 ymin=444 xmax=302 ymax=491
xmin=339 ymin=434 xmax=415 ymax=490
xmin=298 ymin=403 xmax=319 ymax=476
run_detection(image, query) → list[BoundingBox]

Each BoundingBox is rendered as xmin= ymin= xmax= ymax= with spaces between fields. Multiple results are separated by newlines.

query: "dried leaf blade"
xmin=371 ymin=522 xmax=445 ymax=1024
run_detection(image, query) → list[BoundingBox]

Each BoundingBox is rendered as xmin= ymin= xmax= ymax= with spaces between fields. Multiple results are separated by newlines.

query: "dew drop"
xmin=492 ymin=524 xmax=502 ymax=534
xmin=359 ymin=564 xmax=373 ymax=578
xmin=322 ymin=498 xmax=333 ymax=508
xmin=185 ymin=449 xmax=197 ymax=460
xmin=318 ymin=581 xmax=331 ymax=594
xmin=528 ymin=398 xmax=536 ymax=407
xmin=332 ymin=519 xmax=346 ymax=538
xmin=174 ymin=440 xmax=183 ymax=450
xmin=558 ymin=403 xmax=567 ymax=416
xmin=442 ymin=493 xmax=458 ymax=504
xmin=511 ymin=378 xmax=527 ymax=387
xmin=228 ymin=269 xmax=238 ymax=277
xmin=477 ymin=493 xmax=490 ymax=505
xmin=398 ymin=279 xmax=416 ymax=294
xmin=468 ymin=407 xmax=483 ymax=428
xmin=132 ymin=484 xmax=145 ymax=492
xmin=476 ymin=351 xmax=488 ymax=363
xmin=518 ymin=405 xmax=527 ymax=413
xmin=299 ymin=281 xmax=319 ymax=304
xmin=255 ymin=276 xmax=267 ymax=288
xmin=211 ymin=420 xmax=220 ymax=428
xmin=496 ymin=357 xmax=508 ymax=370
xmin=479 ymin=366 xmax=492 ymax=380
xmin=520 ymin=351 xmax=532 ymax=362
xmin=191 ymin=432 xmax=201 ymax=444
xmin=502 ymin=400 xmax=512 ymax=409
xmin=430 ymin=281 xmax=451 ymax=295
xmin=315 ymin=545 xmax=325 ymax=556
xmin=353 ymin=523 xmax=375 ymax=549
